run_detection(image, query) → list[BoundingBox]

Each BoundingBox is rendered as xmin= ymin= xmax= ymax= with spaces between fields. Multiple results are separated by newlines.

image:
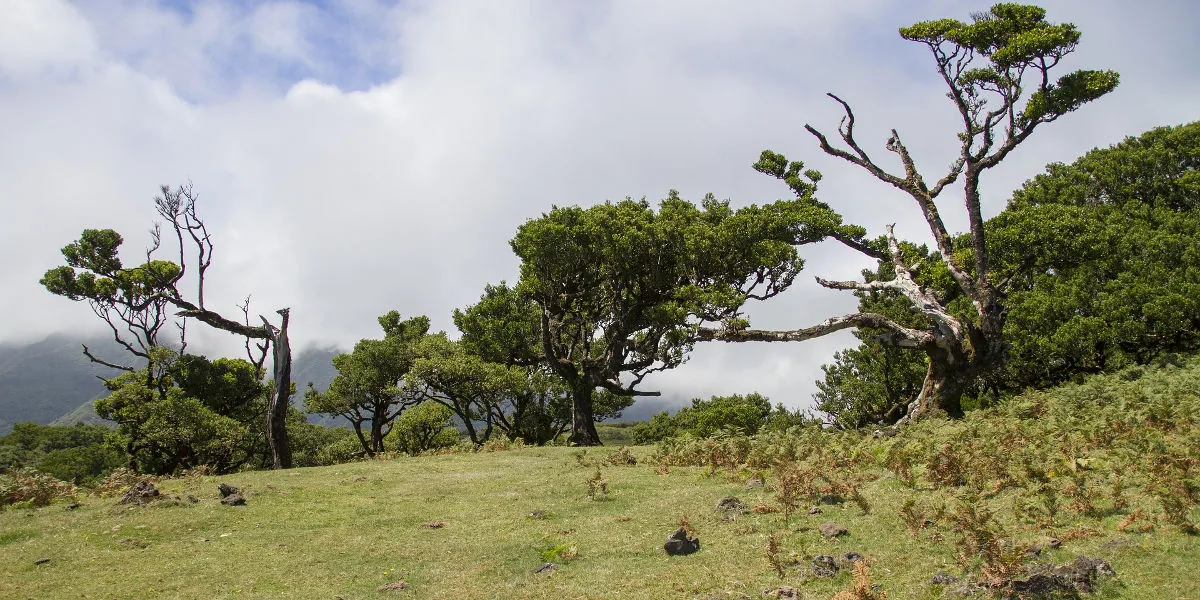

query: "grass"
xmin=2 ymin=446 xmax=1196 ymax=599
xmin=3 ymin=361 xmax=1200 ymax=598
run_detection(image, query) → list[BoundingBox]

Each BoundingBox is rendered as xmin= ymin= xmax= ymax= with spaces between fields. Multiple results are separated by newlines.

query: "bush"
xmin=0 ymin=468 xmax=76 ymax=508
xmin=386 ymin=402 xmax=460 ymax=456
xmin=632 ymin=393 xmax=780 ymax=443
xmin=290 ymin=422 xmax=355 ymax=467
xmin=315 ymin=435 xmax=368 ymax=465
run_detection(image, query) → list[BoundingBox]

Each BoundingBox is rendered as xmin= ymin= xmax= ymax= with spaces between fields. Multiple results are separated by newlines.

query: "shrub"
xmin=386 ymin=402 xmax=460 ymax=456
xmin=0 ymin=468 xmax=76 ymax=508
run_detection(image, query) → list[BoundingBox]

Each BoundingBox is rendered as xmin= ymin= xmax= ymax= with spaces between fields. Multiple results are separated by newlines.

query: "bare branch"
xmin=81 ymin=343 xmax=135 ymax=373
xmin=698 ymin=312 xmax=930 ymax=346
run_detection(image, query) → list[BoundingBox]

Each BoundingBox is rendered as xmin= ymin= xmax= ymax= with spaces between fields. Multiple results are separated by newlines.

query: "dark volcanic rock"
xmin=818 ymin=522 xmax=848 ymax=538
xmin=810 ymin=555 xmax=839 ymax=578
xmin=531 ymin=562 xmax=558 ymax=574
xmin=663 ymin=527 xmax=700 ymax=556
xmin=716 ymin=496 xmax=747 ymax=513
xmin=835 ymin=552 xmax=864 ymax=569
xmin=763 ymin=586 xmax=800 ymax=598
xmin=118 ymin=481 xmax=160 ymax=505
xmin=220 ymin=493 xmax=246 ymax=506
xmin=217 ymin=483 xmax=240 ymax=498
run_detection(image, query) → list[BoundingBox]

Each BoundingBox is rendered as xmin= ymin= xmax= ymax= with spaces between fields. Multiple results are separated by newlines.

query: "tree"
xmin=511 ymin=192 xmax=807 ymax=445
xmin=451 ymin=282 xmax=631 ymax=445
xmin=93 ymin=348 xmax=268 ymax=474
xmin=42 ymin=184 xmax=298 ymax=468
xmin=385 ymin=401 xmax=460 ymax=456
xmin=700 ymin=4 xmax=1118 ymax=420
xmin=810 ymin=121 xmax=1200 ymax=427
xmin=304 ymin=311 xmax=428 ymax=455
xmin=991 ymin=120 xmax=1200 ymax=387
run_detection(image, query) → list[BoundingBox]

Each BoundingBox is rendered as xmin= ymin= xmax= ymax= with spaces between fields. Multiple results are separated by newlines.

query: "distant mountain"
xmin=0 ymin=335 xmax=347 ymax=434
xmin=0 ymin=334 xmax=128 ymax=435
xmin=0 ymin=336 xmax=672 ymax=435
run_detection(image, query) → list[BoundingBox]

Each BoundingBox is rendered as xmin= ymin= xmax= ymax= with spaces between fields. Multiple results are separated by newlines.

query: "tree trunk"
xmin=905 ymin=343 xmax=973 ymax=421
xmin=267 ymin=310 xmax=293 ymax=469
xmin=569 ymin=380 xmax=602 ymax=446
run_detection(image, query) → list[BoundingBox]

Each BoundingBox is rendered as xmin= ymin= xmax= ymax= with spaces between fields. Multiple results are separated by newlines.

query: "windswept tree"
xmin=700 ymin=4 xmax=1118 ymax=420
xmin=42 ymin=184 xmax=298 ymax=468
xmin=511 ymin=191 xmax=809 ymax=445
xmin=451 ymin=282 xmax=630 ymax=445
xmin=304 ymin=311 xmax=428 ymax=455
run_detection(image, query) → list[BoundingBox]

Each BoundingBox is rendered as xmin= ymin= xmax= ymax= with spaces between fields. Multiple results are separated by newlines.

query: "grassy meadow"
xmin=3 ymin=361 xmax=1200 ymax=599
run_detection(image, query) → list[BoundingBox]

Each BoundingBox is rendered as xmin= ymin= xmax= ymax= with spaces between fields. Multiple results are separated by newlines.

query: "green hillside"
xmin=3 ymin=360 xmax=1198 ymax=599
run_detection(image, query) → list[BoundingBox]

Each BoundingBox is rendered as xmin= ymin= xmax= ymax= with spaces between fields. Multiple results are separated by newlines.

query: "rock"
xmin=716 ymin=496 xmax=747 ymax=513
xmin=1046 ymin=537 xmax=1062 ymax=549
xmin=65 ymin=502 xmax=81 ymax=511
xmin=217 ymin=483 xmax=240 ymax=498
xmin=762 ymin=586 xmax=800 ymax=598
xmin=33 ymin=558 xmax=51 ymax=566
xmin=664 ymin=527 xmax=700 ymax=556
xmin=377 ymin=580 xmax=408 ymax=591
xmin=1057 ymin=556 xmax=1115 ymax=593
xmin=929 ymin=571 xmax=958 ymax=585
xmin=526 ymin=510 xmax=548 ymax=519
xmin=1026 ymin=544 xmax=1044 ymax=557
xmin=420 ymin=521 xmax=447 ymax=528
xmin=835 ymin=552 xmax=864 ymax=569
xmin=118 ymin=481 xmax=160 ymax=505
xmin=220 ymin=493 xmax=246 ymax=506
xmin=531 ymin=562 xmax=558 ymax=575
xmin=817 ymin=494 xmax=845 ymax=505
xmin=1010 ymin=556 xmax=1116 ymax=596
xmin=872 ymin=428 xmax=897 ymax=439
xmin=185 ymin=494 xmax=198 ymax=504
xmin=119 ymin=537 xmax=149 ymax=549
xmin=807 ymin=506 xmax=822 ymax=515
xmin=818 ymin=522 xmax=848 ymax=538
xmin=810 ymin=555 xmax=839 ymax=578
xmin=746 ymin=478 xmax=765 ymax=488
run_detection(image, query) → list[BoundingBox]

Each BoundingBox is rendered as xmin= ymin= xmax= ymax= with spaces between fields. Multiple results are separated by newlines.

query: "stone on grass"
xmin=526 ymin=510 xmax=548 ymax=519
xmin=217 ymin=483 xmax=240 ymax=498
xmin=716 ymin=496 xmax=747 ymax=513
xmin=835 ymin=552 xmax=864 ymax=569
xmin=531 ymin=562 xmax=557 ymax=575
xmin=807 ymin=506 xmax=822 ymax=515
xmin=377 ymin=580 xmax=408 ymax=591
xmin=118 ymin=481 xmax=160 ymax=505
xmin=810 ymin=555 xmax=839 ymax=578
xmin=220 ymin=493 xmax=245 ymax=506
xmin=929 ymin=571 xmax=959 ymax=585
xmin=33 ymin=558 xmax=50 ymax=566
xmin=664 ymin=527 xmax=700 ymax=556
xmin=762 ymin=586 xmax=800 ymax=599
xmin=818 ymin=522 xmax=848 ymax=538
xmin=420 ymin=521 xmax=447 ymax=529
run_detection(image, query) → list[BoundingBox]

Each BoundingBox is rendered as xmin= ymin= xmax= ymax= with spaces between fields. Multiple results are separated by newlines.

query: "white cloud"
xmin=2 ymin=0 xmax=1198 ymax=410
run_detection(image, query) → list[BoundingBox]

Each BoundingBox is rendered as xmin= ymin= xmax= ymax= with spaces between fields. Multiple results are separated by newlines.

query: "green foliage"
xmin=306 ymin=312 xmax=429 ymax=455
xmin=631 ymin=393 xmax=799 ymax=443
xmin=511 ymin=191 xmax=808 ymax=444
xmin=288 ymin=421 xmax=355 ymax=468
xmin=385 ymin=401 xmax=459 ymax=456
xmin=0 ymin=422 xmax=124 ymax=484
xmin=814 ymin=122 xmax=1200 ymax=427
xmin=93 ymin=349 xmax=270 ymax=475
xmin=899 ymin=3 xmax=1118 ymax=129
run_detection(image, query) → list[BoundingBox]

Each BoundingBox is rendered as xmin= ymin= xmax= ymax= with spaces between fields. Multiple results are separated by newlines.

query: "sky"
xmin=2 ymin=0 xmax=1198 ymax=413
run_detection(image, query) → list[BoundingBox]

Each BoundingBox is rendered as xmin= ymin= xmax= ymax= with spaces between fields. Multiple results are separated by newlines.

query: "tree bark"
xmin=569 ymin=380 xmax=602 ymax=446
xmin=266 ymin=309 xmax=293 ymax=469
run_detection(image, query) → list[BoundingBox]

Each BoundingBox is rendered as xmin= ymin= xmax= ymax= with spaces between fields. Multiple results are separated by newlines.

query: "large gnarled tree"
xmin=511 ymin=191 xmax=809 ymax=445
xmin=42 ymin=184 xmax=298 ymax=468
xmin=700 ymin=4 xmax=1118 ymax=419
